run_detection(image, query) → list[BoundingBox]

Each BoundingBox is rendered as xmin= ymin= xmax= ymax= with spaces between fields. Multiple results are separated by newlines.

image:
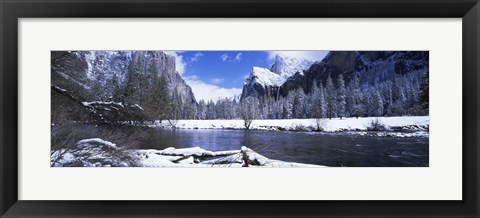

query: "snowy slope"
xmin=244 ymin=67 xmax=284 ymax=87
xmin=84 ymin=51 xmax=132 ymax=84
xmin=245 ymin=55 xmax=313 ymax=88
xmin=52 ymin=50 xmax=197 ymax=111
xmin=270 ymin=54 xmax=313 ymax=78
xmin=242 ymin=55 xmax=314 ymax=98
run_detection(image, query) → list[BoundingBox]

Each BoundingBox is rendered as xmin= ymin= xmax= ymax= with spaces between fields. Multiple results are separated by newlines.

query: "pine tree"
xmin=283 ymin=93 xmax=294 ymax=119
xmin=170 ymin=89 xmax=183 ymax=120
xmin=336 ymin=74 xmax=347 ymax=119
xmin=206 ymin=100 xmax=215 ymax=119
xmin=150 ymin=75 xmax=171 ymax=122
xmin=373 ymin=88 xmax=384 ymax=116
xmin=420 ymin=71 xmax=429 ymax=111
xmin=380 ymin=82 xmax=393 ymax=116
xmin=392 ymin=73 xmax=406 ymax=115
xmin=124 ymin=61 xmax=143 ymax=104
xmin=311 ymin=82 xmax=326 ymax=119
xmin=307 ymin=82 xmax=318 ymax=118
xmin=361 ymin=89 xmax=372 ymax=116
xmin=292 ymin=88 xmax=305 ymax=118
xmin=325 ymin=74 xmax=336 ymax=119
xmin=198 ymin=100 xmax=207 ymax=119
xmin=347 ymin=75 xmax=361 ymax=118
xmin=318 ymin=84 xmax=327 ymax=118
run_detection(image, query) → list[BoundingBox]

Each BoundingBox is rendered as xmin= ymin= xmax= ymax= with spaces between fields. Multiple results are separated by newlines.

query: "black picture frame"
xmin=1 ymin=0 xmax=479 ymax=217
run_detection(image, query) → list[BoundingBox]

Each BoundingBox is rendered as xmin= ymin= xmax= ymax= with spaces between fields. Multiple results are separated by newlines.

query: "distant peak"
xmin=270 ymin=54 xmax=313 ymax=77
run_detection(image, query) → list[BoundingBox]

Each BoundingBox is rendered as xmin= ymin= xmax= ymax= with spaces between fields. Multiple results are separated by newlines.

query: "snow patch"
xmin=270 ymin=54 xmax=313 ymax=77
xmin=158 ymin=147 xmax=239 ymax=157
xmin=82 ymin=101 xmax=125 ymax=107
xmin=53 ymin=141 xmax=324 ymax=168
xmin=244 ymin=67 xmax=284 ymax=87
xmin=85 ymin=51 xmax=96 ymax=80
xmin=150 ymin=116 xmax=429 ymax=138
xmin=243 ymin=55 xmax=314 ymax=89
xmin=56 ymin=71 xmax=91 ymax=90
xmin=76 ymin=138 xmax=117 ymax=148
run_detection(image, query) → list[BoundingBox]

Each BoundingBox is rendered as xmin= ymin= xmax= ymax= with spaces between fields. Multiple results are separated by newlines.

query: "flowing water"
xmin=53 ymin=124 xmax=429 ymax=167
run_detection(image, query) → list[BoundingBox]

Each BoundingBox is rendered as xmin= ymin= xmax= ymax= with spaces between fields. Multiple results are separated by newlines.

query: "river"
xmin=53 ymin=124 xmax=429 ymax=167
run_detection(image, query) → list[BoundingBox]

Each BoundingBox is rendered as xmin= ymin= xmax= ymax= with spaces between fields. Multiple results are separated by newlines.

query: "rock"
xmin=51 ymin=51 xmax=197 ymax=122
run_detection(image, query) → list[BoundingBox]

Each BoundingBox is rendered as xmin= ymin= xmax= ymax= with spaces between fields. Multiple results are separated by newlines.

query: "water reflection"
xmin=52 ymin=124 xmax=429 ymax=167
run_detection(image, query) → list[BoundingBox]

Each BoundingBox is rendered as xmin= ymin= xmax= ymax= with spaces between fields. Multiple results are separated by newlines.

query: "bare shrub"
xmin=50 ymin=123 xmax=142 ymax=167
xmin=366 ymin=118 xmax=386 ymax=131
xmin=243 ymin=118 xmax=253 ymax=130
xmin=290 ymin=123 xmax=307 ymax=132
xmin=168 ymin=119 xmax=178 ymax=129
xmin=240 ymin=97 xmax=255 ymax=130
xmin=51 ymin=139 xmax=139 ymax=167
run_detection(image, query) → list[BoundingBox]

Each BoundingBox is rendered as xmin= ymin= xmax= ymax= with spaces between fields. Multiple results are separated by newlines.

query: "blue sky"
xmin=166 ymin=51 xmax=328 ymax=102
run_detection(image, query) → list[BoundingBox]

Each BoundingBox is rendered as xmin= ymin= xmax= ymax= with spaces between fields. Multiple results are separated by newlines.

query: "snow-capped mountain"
xmin=270 ymin=55 xmax=313 ymax=78
xmin=244 ymin=67 xmax=284 ymax=87
xmin=52 ymin=51 xmax=195 ymax=103
xmin=239 ymin=51 xmax=428 ymax=100
xmin=241 ymin=55 xmax=314 ymax=99
xmin=84 ymin=51 xmax=132 ymax=84
xmin=277 ymin=51 xmax=429 ymax=97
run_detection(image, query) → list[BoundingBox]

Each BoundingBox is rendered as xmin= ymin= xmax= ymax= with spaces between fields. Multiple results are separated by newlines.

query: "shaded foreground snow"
xmin=52 ymin=139 xmax=323 ymax=167
xmin=150 ymin=116 xmax=429 ymax=137
xmin=51 ymin=138 xmax=132 ymax=167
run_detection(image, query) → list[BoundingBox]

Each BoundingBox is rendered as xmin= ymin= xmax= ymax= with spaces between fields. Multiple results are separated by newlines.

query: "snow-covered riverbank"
xmin=50 ymin=116 xmax=429 ymax=167
xmin=51 ymin=138 xmax=322 ymax=167
xmin=150 ymin=116 xmax=429 ymax=133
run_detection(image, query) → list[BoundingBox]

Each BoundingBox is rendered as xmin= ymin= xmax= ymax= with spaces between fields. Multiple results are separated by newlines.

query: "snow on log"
xmin=76 ymin=138 xmax=117 ymax=148
xmin=157 ymin=147 xmax=240 ymax=157
xmin=52 ymin=138 xmax=325 ymax=167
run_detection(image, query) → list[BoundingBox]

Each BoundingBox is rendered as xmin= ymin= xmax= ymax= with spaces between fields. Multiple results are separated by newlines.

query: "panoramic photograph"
xmin=51 ymin=50 xmax=429 ymax=167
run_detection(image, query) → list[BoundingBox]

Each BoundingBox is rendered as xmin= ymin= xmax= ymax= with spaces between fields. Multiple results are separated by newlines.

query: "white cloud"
xmin=164 ymin=51 xmax=186 ymax=75
xmin=185 ymin=75 xmax=242 ymax=102
xmin=220 ymin=53 xmax=230 ymax=62
xmin=188 ymin=74 xmax=199 ymax=80
xmin=266 ymin=51 xmax=329 ymax=63
xmin=164 ymin=51 xmax=241 ymax=102
xmin=191 ymin=52 xmax=203 ymax=62
xmin=234 ymin=52 xmax=242 ymax=61
xmin=221 ymin=52 xmax=243 ymax=62
xmin=209 ymin=78 xmax=224 ymax=84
